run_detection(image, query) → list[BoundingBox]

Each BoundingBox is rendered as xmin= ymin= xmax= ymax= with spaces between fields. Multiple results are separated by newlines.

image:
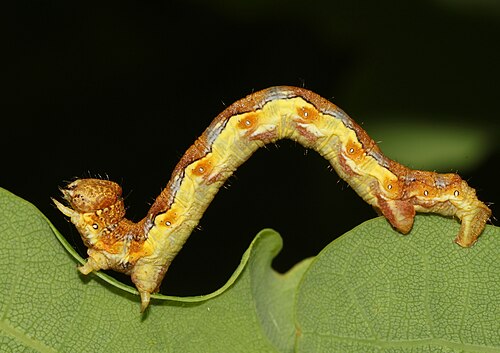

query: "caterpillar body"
xmin=53 ymin=86 xmax=491 ymax=311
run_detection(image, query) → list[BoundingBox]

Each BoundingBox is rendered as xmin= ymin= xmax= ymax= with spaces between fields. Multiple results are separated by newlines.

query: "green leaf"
xmin=295 ymin=215 xmax=500 ymax=352
xmin=0 ymin=186 xmax=499 ymax=352
xmin=0 ymin=187 xmax=310 ymax=352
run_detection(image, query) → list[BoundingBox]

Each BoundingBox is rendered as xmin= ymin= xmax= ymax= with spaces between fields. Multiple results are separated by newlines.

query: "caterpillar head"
xmin=53 ymin=179 xmax=126 ymax=245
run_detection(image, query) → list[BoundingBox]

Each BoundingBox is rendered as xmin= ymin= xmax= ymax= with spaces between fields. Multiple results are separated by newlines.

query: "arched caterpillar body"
xmin=53 ymin=86 xmax=491 ymax=311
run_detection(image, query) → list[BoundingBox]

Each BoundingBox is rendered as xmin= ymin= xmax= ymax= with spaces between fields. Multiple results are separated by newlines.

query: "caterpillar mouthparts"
xmin=54 ymin=86 xmax=491 ymax=312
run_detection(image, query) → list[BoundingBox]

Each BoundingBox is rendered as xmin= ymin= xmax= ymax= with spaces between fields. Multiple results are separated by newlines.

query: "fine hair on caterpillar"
xmin=53 ymin=86 xmax=491 ymax=312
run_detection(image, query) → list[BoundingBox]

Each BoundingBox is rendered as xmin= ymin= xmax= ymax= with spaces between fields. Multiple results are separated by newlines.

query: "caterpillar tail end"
xmin=132 ymin=263 xmax=166 ymax=313
xmin=139 ymin=291 xmax=151 ymax=313
xmin=455 ymin=205 xmax=491 ymax=247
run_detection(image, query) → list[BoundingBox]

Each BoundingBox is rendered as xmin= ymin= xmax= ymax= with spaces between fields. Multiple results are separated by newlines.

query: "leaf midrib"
xmin=1 ymin=319 xmax=59 ymax=353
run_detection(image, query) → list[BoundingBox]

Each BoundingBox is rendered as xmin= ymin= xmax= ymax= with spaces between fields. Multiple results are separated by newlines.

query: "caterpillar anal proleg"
xmin=53 ymin=86 xmax=491 ymax=312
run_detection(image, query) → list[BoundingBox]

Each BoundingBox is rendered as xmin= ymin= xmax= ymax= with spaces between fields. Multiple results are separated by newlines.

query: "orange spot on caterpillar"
xmin=296 ymin=106 xmax=319 ymax=121
xmin=406 ymin=179 xmax=439 ymax=200
xmin=155 ymin=208 xmax=179 ymax=228
xmin=345 ymin=140 xmax=364 ymax=162
xmin=192 ymin=160 xmax=213 ymax=177
xmin=384 ymin=178 xmax=402 ymax=197
xmin=238 ymin=113 xmax=258 ymax=129
xmin=163 ymin=214 xmax=177 ymax=227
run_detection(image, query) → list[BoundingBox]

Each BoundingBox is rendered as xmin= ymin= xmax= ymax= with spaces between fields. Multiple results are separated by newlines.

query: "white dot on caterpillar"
xmin=387 ymin=184 xmax=393 ymax=190
xmin=198 ymin=166 xmax=204 ymax=173
xmin=348 ymin=147 xmax=355 ymax=154
xmin=454 ymin=190 xmax=460 ymax=197
xmin=424 ymin=190 xmax=429 ymax=196
xmin=92 ymin=223 xmax=99 ymax=229
xmin=165 ymin=221 xmax=172 ymax=226
xmin=244 ymin=120 xmax=251 ymax=126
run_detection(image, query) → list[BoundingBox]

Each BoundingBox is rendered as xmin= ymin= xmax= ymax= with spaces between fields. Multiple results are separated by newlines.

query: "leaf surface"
xmin=295 ymin=215 xmax=500 ymax=352
xmin=0 ymin=187 xmax=309 ymax=352
xmin=0 ymin=187 xmax=498 ymax=353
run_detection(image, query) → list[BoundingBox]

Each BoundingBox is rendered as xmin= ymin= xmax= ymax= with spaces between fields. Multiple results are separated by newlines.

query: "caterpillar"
xmin=53 ymin=86 xmax=491 ymax=312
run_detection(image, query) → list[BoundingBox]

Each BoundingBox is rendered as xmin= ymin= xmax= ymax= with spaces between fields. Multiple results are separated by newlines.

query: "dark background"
xmin=2 ymin=0 xmax=499 ymax=295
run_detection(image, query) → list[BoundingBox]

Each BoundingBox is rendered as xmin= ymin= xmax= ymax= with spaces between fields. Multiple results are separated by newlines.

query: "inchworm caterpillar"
xmin=53 ymin=86 xmax=491 ymax=311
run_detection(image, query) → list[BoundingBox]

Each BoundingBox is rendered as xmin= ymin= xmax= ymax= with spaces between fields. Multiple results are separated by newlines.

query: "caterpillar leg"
xmin=78 ymin=249 xmax=110 ymax=274
xmin=455 ymin=206 xmax=491 ymax=247
xmin=131 ymin=261 xmax=171 ymax=312
xmin=376 ymin=198 xmax=416 ymax=234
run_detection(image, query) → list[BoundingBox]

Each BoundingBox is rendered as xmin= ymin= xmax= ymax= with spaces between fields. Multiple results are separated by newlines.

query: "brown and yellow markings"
xmin=126 ymin=239 xmax=154 ymax=263
xmin=154 ymin=206 xmax=181 ymax=229
xmin=345 ymin=139 xmax=364 ymax=162
xmin=53 ymin=86 xmax=491 ymax=312
xmin=191 ymin=158 xmax=214 ymax=179
xmin=382 ymin=177 xmax=402 ymax=199
xmin=296 ymin=105 xmax=319 ymax=122
xmin=237 ymin=112 xmax=258 ymax=130
xmin=235 ymin=107 xmax=280 ymax=143
xmin=291 ymin=103 xmax=326 ymax=143
xmin=339 ymin=134 xmax=397 ymax=189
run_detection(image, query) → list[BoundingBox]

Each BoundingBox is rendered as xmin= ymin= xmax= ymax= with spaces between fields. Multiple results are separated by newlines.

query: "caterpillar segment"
xmin=53 ymin=86 xmax=491 ymax=312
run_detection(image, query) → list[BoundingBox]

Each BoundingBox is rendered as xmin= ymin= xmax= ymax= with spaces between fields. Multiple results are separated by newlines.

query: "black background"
xmin=2 ymin=0 xmax=499 ymax=295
